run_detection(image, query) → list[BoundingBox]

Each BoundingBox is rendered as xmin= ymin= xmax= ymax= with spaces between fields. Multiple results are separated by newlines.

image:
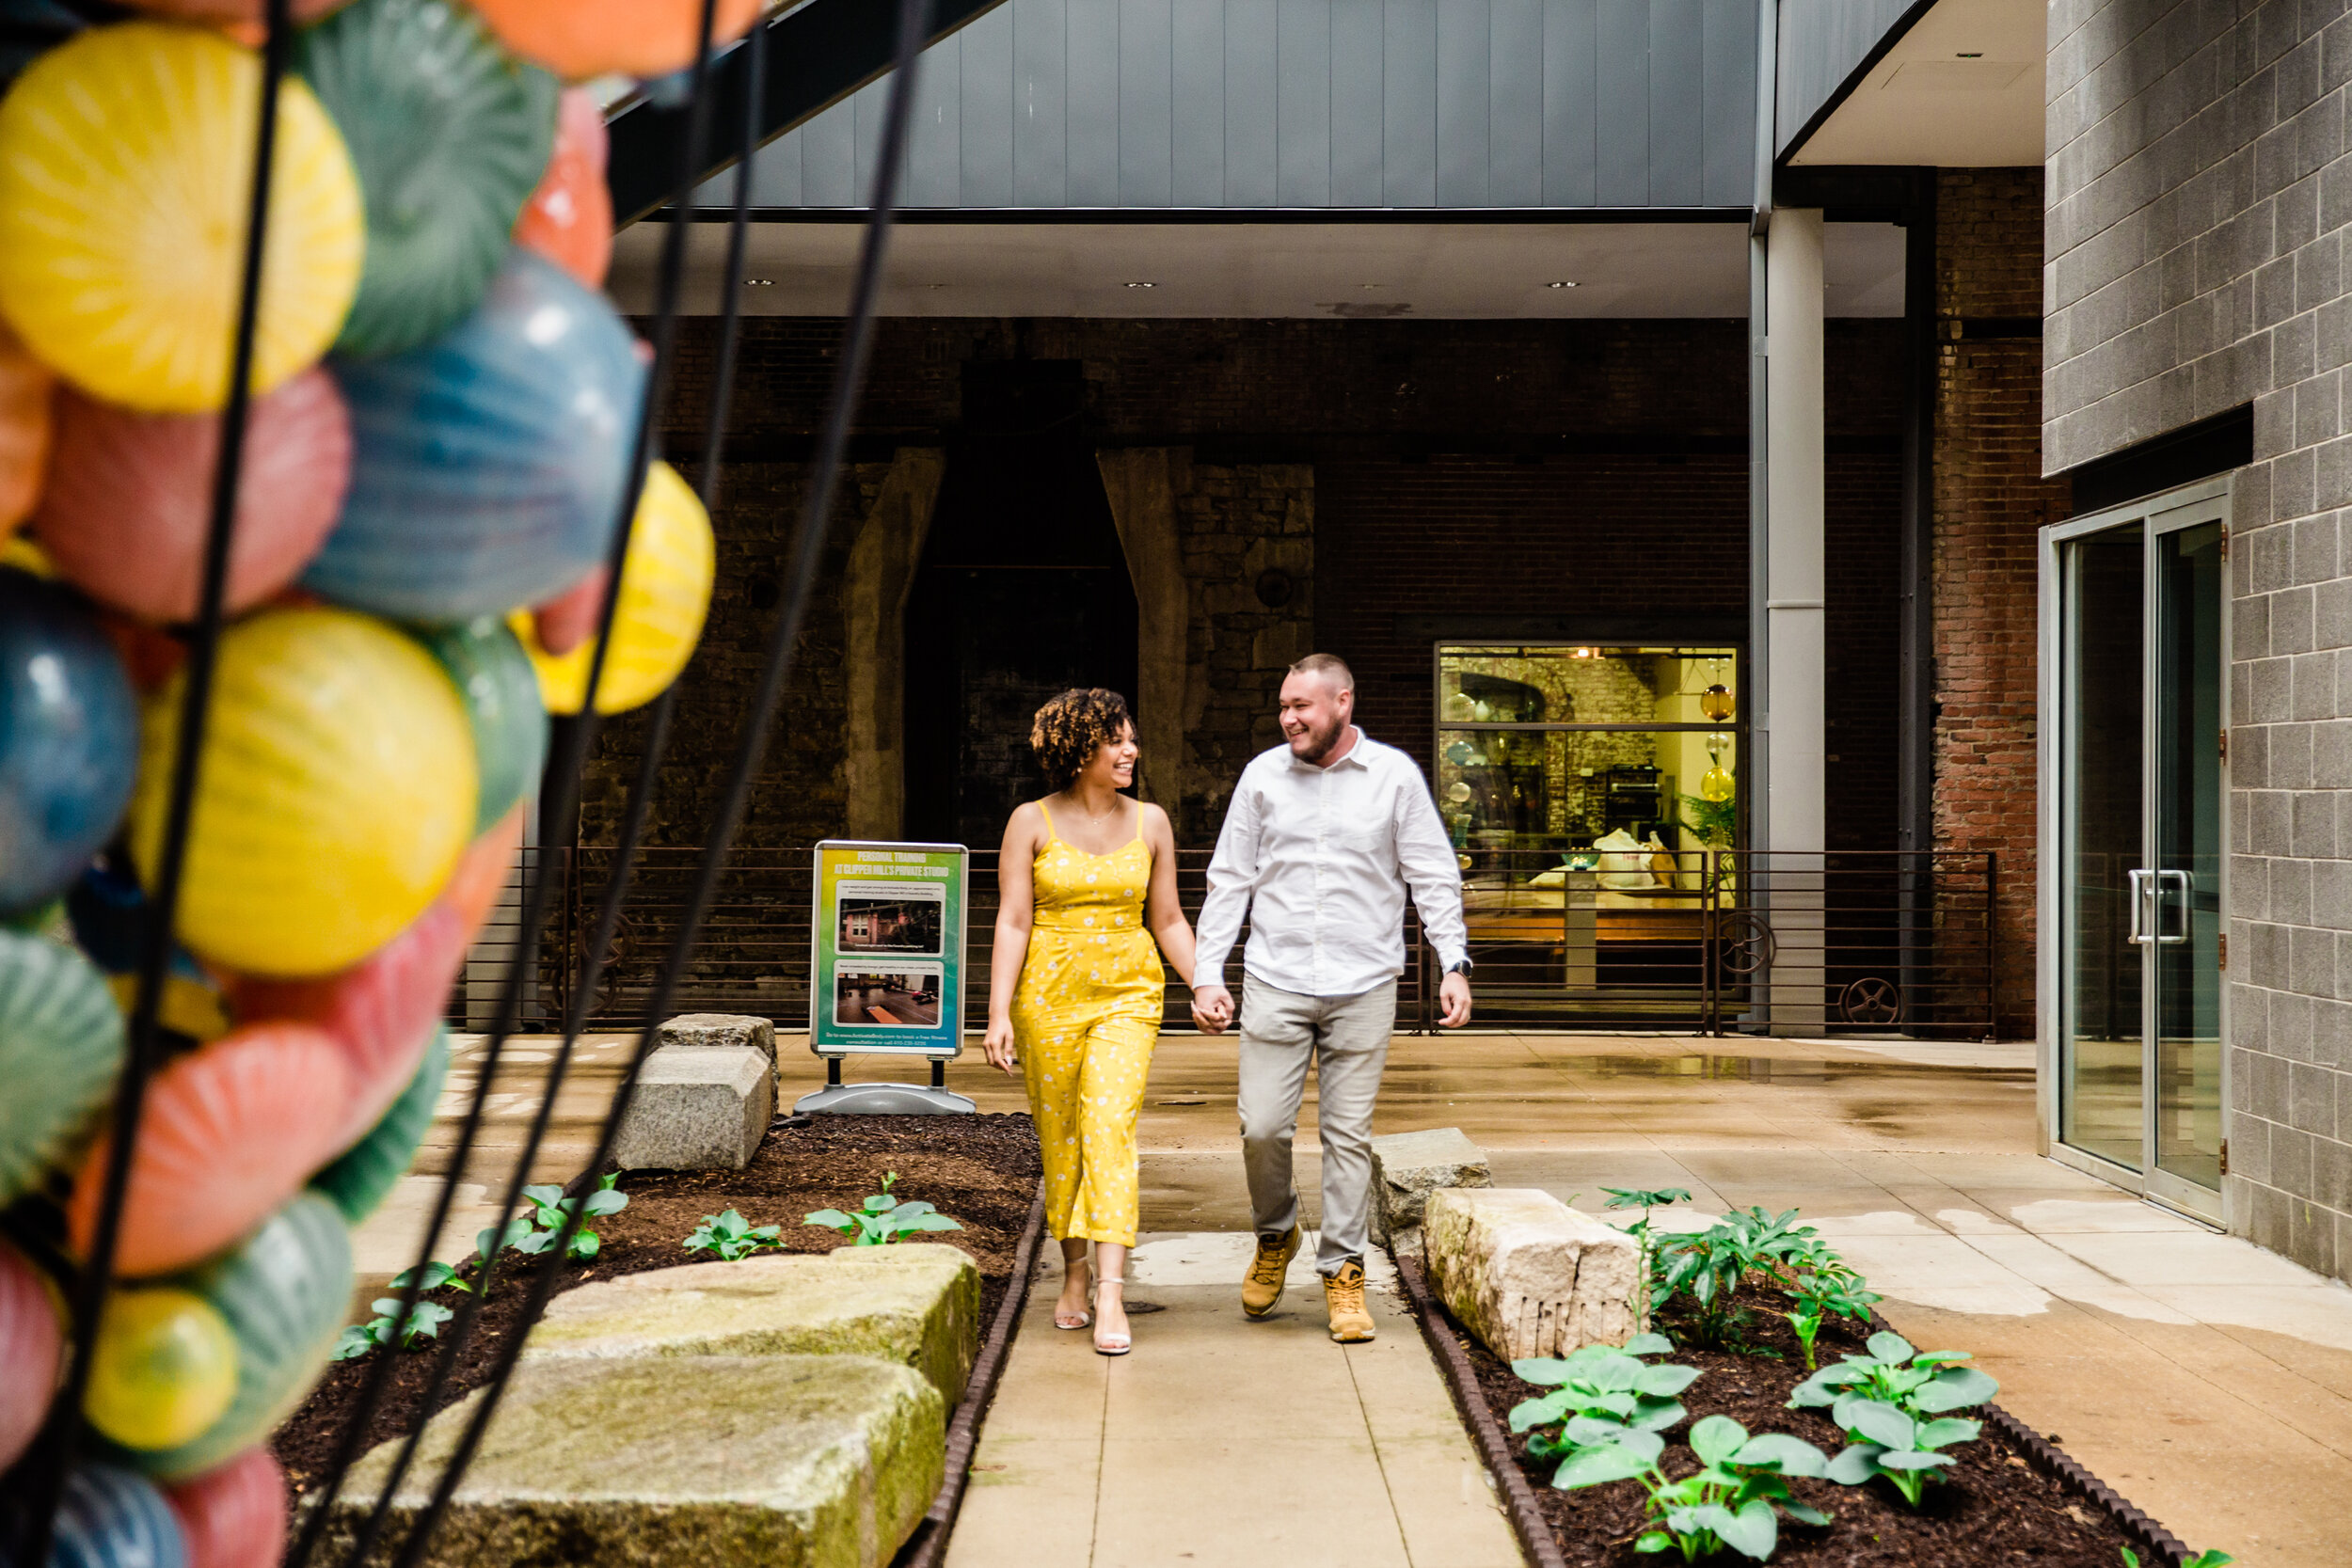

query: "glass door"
xmin=2149 ymin=520 xmax=2224 ymax=1207
xmin=2049 ymin=487 xmax=2229 ymax=1220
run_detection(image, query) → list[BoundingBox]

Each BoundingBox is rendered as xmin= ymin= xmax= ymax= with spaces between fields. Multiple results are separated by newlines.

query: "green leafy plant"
xmin=686 ymin=1208 xmax=784 ymax=1261
xmin=331 ymin=1297 xmax=453 ymax=1360
xmin=805 ymin=1172 xmax=964 ymax=1246
xmin=391 ymin=1259 xmax=470 ymax=1295
xmin=1679 ymin=793 xmax=1737 ymax=849
xmin=1603 ymin=1187 xmax=1692 ymax=1304
xmin=1820 ymin=1398 xmax=1982 ymax=1508
xmin=1653 ymin=1207 xmax=1820 ymax=1349
xmin=1780 ymin=1267 xmax=1881 ymax=1370
xmin=1509 ymin=1334 xmax=1695 ymax=1462
xmin=481 ymin=1172 xmax=630 ymax=1263
xmin=2121 ymin=1551 xmax=2233 ymax=1568
xmin=1553 ymin=1413 xmax=1833 ymax=1562
xmin=1788 ymin=1330 xmax=1997 ymax=1424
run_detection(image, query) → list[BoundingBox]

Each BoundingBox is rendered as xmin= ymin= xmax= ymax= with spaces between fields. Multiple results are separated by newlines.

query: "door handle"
xmin=2126 ymin=868 xmax=2153 ymax=944
xmin=2155 ymin=869 xmax=2192 ymax=944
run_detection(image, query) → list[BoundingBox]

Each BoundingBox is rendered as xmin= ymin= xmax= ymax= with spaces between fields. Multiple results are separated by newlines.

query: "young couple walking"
xmin=982 ymin=653 xmax=1472 ymax=1356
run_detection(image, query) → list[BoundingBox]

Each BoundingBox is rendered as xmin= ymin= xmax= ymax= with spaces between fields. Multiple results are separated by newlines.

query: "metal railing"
xmin=452 ymin=846 xmax=1994 ymax=1038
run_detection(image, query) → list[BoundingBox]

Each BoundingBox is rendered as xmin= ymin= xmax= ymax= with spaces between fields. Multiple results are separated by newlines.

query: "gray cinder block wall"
xmin=2044 ymin=0 xmax=2352 ymax=1280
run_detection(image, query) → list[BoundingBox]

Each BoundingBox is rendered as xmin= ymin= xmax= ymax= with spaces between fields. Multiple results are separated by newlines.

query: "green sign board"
xmin=809 ymin=840 xmax=968 ymax=1057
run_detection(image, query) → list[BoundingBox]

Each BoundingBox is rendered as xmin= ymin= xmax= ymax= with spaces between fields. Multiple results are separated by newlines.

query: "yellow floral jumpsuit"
xmin=1012 ymin=806 xmax=1164 ymax=1249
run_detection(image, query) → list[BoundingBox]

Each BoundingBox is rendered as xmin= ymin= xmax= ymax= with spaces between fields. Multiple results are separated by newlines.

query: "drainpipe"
xmin=1742 ymin=0 xmax=1775 ymax=1031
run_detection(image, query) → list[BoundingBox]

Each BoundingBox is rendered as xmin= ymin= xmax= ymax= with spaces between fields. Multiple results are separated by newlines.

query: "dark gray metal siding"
xmin=1773 ymin=0 xmax=1922 ymax=158
xmin=698 ymin=0 xmax=1757 ymax=210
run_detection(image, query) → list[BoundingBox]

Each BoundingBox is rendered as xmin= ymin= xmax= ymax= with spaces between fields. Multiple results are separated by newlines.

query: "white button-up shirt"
xmin=1194 ymin=728 xmax=1469 ymax=999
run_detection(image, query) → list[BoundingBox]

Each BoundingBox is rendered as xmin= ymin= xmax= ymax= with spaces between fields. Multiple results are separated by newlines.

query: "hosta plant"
xmin=1820 ymin=1397 xmax=1982 ymax=1508
xmin=686 ymin=1208 xmax=784 ymax=1261
xmin=1553 ymin=1413 xmax=1833 ymax=1562
xmin=481 ymin=1172 xmax=630 ymax=1264
xmin=331 ymin=1297 xmax=453 ymax=1360
xmin=1509 ymin=1334 xmax=1695 ymax=1463
xmin=806 ymin=1171 xmax=964 ymax=1246
xmin=1788 ymin=1330 xmax=1997 ymax=1423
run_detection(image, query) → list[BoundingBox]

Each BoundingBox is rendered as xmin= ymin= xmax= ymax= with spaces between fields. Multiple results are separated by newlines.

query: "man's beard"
xmin=1287 ymin=712 xmax=1347 ymax=764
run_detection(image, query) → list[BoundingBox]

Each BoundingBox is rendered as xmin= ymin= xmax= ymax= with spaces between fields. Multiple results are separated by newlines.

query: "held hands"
xmin=1190 ymin=982 xmax=1234 ymax=1036
xmin=1438 ymin=972 xmax=1473 ymax=1029
xmin=982 ymin=1018 xmax=1019 ymax=1072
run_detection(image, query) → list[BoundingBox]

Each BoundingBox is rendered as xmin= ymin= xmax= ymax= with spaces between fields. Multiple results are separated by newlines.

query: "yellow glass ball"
xmin=130 ymin=607 xmax=478 ymax=976
xmin=1699 ymin=684 xmax=1735 ymax=721
xmin=514 ymin=461 xmax=714 ymax=716
xmin=0 ymin=23 xmax=363 ymax=412
xmin=84 ymin=1287 xmax=238 ymax=1451
xmin=1700 ymin=766 xmax=1736 ymax=802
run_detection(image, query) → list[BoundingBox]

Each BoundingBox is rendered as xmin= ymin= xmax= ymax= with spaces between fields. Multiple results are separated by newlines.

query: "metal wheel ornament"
xmin=1838 ymin=975 xmax=1903 ymax=1026
xmin=1717 ymin=913 xmax=1774 ymax=976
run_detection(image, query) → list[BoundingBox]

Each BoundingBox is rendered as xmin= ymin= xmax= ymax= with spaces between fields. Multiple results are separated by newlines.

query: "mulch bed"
xmin=1427 ymin=1277 xmax=2161 ymax=1568
xmin=274 ymin=1111 xmax=1042 ymax=1498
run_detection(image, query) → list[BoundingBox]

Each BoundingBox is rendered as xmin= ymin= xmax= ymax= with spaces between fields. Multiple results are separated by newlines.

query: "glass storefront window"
xmin=1433 ymin=645 xmax=1741 ymax=873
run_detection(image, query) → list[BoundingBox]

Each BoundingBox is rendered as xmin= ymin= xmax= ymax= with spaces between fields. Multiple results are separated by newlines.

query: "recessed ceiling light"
xmin=745 ymin=277 xmax=773 ymax=286
xmin=1359 ymin=282 xmax=1383 ymax=289
xmin=1546 ymin=280 xmax=1578 ymax=289
xmin=1125 ymin=280 xmax=1157 ymax=288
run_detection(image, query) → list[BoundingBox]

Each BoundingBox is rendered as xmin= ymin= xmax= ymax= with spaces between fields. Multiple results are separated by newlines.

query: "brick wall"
xmin=1936 ymin=168 xmax=2074 ymax=1039
xmin=2045 ymin=1 xmax=2352 ymax=1280
xmin=613 ymin=313 xmax=1905 ymax=864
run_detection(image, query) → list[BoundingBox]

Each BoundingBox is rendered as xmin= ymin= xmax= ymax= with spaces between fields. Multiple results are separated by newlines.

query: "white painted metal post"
xmin=1765 ymin=206 xmax=1827 ymax=1034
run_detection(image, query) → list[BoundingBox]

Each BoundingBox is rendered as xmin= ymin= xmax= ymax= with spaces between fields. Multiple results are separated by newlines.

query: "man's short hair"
xmin=1289 ymin=653 xmax=1355 ymax=694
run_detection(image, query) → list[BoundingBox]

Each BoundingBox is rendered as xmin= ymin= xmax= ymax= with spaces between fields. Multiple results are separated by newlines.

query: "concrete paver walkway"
xmin=949 ymin=1236 xmax=1519 ymax=1568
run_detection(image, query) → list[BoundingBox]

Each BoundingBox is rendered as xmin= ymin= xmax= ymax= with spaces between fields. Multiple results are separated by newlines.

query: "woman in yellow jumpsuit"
xmin=984 ymin=688 xmax=1201 ymax=1356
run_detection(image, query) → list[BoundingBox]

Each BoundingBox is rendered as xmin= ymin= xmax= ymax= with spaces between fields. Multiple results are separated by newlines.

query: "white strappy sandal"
xmin=1054 ymin=1262 xmax=1092 ymax=1331
xmin=1093 ymin=1276 xmax=1132 ymax=1356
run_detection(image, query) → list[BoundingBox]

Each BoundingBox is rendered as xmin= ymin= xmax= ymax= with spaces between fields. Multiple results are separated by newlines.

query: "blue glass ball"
xmin=303 ymin=247 xmax=645 ymax=621
xmin=0 ymin=569 xmax=138 ymax=915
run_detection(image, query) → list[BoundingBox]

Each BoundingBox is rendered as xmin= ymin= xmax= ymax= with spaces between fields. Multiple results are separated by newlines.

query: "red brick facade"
xmin=1933 ymin=168 xmax=2071 ymax=1037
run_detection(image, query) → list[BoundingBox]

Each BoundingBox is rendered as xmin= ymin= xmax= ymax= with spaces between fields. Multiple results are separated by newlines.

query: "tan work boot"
xmin=1324 ymin=1261 xmax=1375 ymax=1343
xmin=1241 ymin=1225 xmax=1301 ymax=1318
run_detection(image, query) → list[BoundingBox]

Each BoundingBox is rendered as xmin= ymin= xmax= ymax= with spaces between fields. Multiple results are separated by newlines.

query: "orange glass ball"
xmin=468 ymin=0 xmax=762 ymax=80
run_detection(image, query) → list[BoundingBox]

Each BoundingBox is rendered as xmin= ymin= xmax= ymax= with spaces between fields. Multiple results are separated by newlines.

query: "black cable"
xmin=378 ymin=5 xmax=928 ymax=1562
xmin=282 ymin=8 xmax=735 ymax=1562
xmin=1 ymin=1 xmax=291 ymax=1560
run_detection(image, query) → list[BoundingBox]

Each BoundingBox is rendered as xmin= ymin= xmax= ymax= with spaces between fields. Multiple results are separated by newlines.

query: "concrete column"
xmin=1765 ymin=208 xmax=1826 ymax=1034
xmin=1096 ymin=449 xmax=1189 ymax=824
xmin=843 ymin=448 xmax=946 ymax=840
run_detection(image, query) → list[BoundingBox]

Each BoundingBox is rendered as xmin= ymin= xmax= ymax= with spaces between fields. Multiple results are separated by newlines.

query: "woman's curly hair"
xmin=1030 ymin=688 xmax=1134 ymax=793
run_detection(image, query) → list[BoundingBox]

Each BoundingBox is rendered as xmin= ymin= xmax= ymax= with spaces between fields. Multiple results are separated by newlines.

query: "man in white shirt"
xmin=1190 ymin=653 xmax=1472 ymax=1343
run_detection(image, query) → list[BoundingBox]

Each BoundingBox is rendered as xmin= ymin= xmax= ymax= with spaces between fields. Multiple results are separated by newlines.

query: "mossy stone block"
xmin=319 ymin=1354 xmax=944 ymax=1568
xmin=524 ymin=1243 xmax=979 ymax=1406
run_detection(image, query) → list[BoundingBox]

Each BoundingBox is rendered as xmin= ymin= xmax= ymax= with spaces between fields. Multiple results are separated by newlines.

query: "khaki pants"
xmin=1237 ymin=978 xmax=1396 ymax=1275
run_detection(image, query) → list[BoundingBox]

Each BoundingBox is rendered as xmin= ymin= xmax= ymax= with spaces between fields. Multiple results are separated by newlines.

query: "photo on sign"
xmin=836 ymin=885 xmax=944 ymax=956
xmin=834 ymin=962 xmax=945 ymax=1029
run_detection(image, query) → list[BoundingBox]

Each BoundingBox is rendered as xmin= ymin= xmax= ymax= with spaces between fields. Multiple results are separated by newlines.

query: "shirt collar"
xmin=1290 ymin=726 xmax=1371 ymax=771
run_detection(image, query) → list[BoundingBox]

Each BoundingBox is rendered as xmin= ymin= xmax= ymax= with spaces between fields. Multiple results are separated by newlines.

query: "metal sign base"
xmin=793 ymin=1057 xmax=976 ymax=1116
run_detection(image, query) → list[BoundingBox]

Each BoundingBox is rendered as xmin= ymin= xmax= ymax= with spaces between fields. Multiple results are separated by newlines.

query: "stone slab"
xmin=526 ymin=1243 xmax=980 ymax=1406
xmin=1423 ymin=1187 xmax=1641 ymax=1362
xmin=320 ymin=1354 xmax=943 ymax=1568
xmin=659 ymin=1013 xmax=777 ymax=1069
xmin=1369 ymin=1126 xmax=1491 ymax=1246
xmin=612 ymin=1045 xmax=773 ymax=1172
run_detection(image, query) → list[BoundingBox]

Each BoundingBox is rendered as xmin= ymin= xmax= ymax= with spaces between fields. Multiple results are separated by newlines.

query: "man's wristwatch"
xmin=1445 ymin=958 xmax=1474 ymax=977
